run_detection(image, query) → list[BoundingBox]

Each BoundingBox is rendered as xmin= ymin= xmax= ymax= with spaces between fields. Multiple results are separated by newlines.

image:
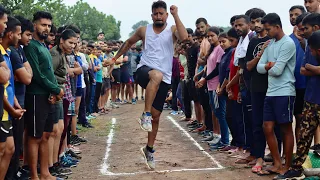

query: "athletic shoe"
xmin=273 ymin=169 xmax=305 ymax=180
xmin=207 ymin=134 xmax=221 ymax=145
xmin=15 ymin=167 xmax=30 ymax=180
xmin=170 ymin=111 xmax=179 ymax=115
xmin=87 ymin=115 xmax=96 ymax=120
xmin=69 ymin=145 xmax=81 ymax=154
xmin=116 ymin=98 xmax=121 ymax=103
xmin=60 ymin=155 xmax=77 ymax=168
xmin=139 ymin=113 xmax=152 ymax=132
xmin=70 ymin=136 xmax=81 ymax=146
xmin=141 ymin=96 xmax=144 ymax=101
xmin=132 ymin=99 xmax=137 ymax=105
xmin=71 ymin=135 xmax=87 ymax=144
xmin=110 ymin=102 xmax=119 ymax=109
xmin=135 ymin=96 xmax=138 ymax=100
xmin=209 ymin=142 xmax=228 ymax=151
xmin=310 ymin=144 xmax=320 ymax=150
xmin=66 ymin=149 xmax=82 ymax=159
xmin=201 ymin=132 xmax=214 ymax=142
xmin=82 ymin=123 xmax=94 ymax=128
xmin=50 ymin=163 xmax=72 ymax=176
xmin=140 ymin=146 xmax=155 ymax=169
xmin=65 ymin=154 xmax=79 ymax=164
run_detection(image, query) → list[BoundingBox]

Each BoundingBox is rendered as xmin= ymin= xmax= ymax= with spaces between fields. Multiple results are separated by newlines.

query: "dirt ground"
xmin=69 ymin=101 xmax=276 ymax=180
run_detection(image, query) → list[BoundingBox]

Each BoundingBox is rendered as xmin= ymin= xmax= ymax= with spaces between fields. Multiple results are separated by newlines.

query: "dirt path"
xmin=69 ymin=101 xmax=275 ymax=180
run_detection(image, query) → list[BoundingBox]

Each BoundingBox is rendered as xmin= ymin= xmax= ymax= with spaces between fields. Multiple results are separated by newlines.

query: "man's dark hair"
xmin=98 ymin=32 xmax=104 ymax=35
xmin=4 ymin=16 xmax=21 ymax=36
xmin=235 ymin=15 xmax=250 ymax=23
xmin=15 ymin=15 xmax=34 ymax=33
xmin=33 ymin=11 xmax=52 ymax=22
xmin=194 ymin=30 xmax=201 ymax=37
xmin=245 ymin=8 xmax=260 ymax=16
xmin=249 ymin=8 xmax=266 ymax=20
xmin=196 ymin=18 xmax=208 ymax=25
xmin=289 ymin=5 xmax=306 ymax=14
xmin=87 ymin=43 xmax=95 ymax=49
xmin=96 ymin=46 xmax=102 ymax=51
xmin=296 ymin=13 xmax=310 ymax=25
xmin=151 ymin=1 xmax=167 ymax=11
xmin=230 ymin=15 xmax=237 ymax=25
xmin=0 ymin=5 xmax=10 ymax=18
xmin=261 ymin=13 xmax=282 ymax=28
xmin=186 ymin=28 xmax=193 ymax=35
xmin=302 ymin=13 xmax=320 ymax=26
xmin=308 ymin=30 xmax=320 ymax=48
xmin=65 ymin=24 xmax=80 ymax=34
xmin=50 ymin=24 xmax=57 ymax=34
xmin=227 ymin=28 xmax=239 ymax=39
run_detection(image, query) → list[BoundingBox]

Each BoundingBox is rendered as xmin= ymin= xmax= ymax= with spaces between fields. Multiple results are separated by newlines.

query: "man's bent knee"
xmin=149 ymin=70 xmax=163 ymax=83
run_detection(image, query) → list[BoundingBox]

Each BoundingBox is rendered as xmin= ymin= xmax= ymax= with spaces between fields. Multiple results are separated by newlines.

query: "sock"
xmin=146 ymin=145 xmax=154 ymax=153
xmin=145 ymin=112 xmax=152 ymax=116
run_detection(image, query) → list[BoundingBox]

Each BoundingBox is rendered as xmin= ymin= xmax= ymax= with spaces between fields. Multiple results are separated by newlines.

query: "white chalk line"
xmin=100 ymin=117 xmax=117 ymax=174
xmin=167 ymin=116 xmax=224 ymax=169
xmin=99 ymin=116 xmax=224 ymax=176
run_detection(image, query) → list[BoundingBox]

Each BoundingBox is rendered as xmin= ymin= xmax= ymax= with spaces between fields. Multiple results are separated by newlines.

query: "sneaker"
xmin=170 ymin=111 xmax=179 ymax=115
xmin=207 ymin=134 xmax=221 ymax=145
xmin=141 ymin=96 xmax=144 ymax=101
xmin=87 ymin=115 xmax=96 ymax=120
xmin=65 ymin=154 xmax=79 ymax=164
xmin=69 ymin=145 xmax=81 ymax=154
xmin=273 ymin=169 xmax=305 ymax=180
xmin=201 ymin=132 xmax=214 ymax=142
xmin=15 ymin=167 xmax=30 ymax=180
xmin=60 ymin=155 xmax=77 ymax=168
xmin=67 ymin=149 xmax=82 ymax=159
xmin=82 ymin=123 xmax=94 ymax=128
xmin=135 ymin=96 xmax=138 ymax=100
xmin=70 ymin=136 xmax=81 ymax=146
xmin=209 ymin=142 xmax=228 ymax=151
xmin=132 ymin=99 xmax=137 ymax=105
xmin=139 ymin=113 xmax=152 ymax=132
xmin=116 ymin=98 xmax=121 ymax=103
xmin=50 ymin=163 xmax=72 ymax=176
xmin=111 ymin=102 xmax=119 ymax=109
xmin=71 ymin=135 xmax=87 ymax=144
xmin=310 ymin=144 xmax=320 ymax=150
xmin=140 ymin=147 xmax=155 ymax=169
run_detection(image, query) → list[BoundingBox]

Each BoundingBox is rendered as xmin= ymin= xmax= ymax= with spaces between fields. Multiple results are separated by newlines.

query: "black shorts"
xmin=0 ymin=121 xmax=13 ymax=142
xmin=120 ymin=69 xmax=130 ymax=84
xmin=186 ymin=79 xmax=199 ymax=102
xmin=24 ymin=94 xmax=55 ymax=138
xmin=101 ymin=78 xmax=111 ymax=95
xmin=112 ymin=68 xmax=121 ymax=85
xmin=136 ymin=66 xmax=169 ymax=112
xmin=294 ymin=89 xmax=306 ymax=116
xmin=133 ymin=72 xmax=137 ymax=82
xmin=76 ymin=87 xmax=83 ymax=97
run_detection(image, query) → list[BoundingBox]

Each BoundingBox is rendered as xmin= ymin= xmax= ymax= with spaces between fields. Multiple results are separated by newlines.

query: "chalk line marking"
xmin=167 ymin=116 xmax=224 ymax=169
xmin=100 ymin=116 xmax=224 ymax=176
xmin=100 ymin=117 xmax=117 ymax=175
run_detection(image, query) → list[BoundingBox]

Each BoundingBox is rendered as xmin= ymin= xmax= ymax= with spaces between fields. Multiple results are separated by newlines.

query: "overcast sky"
xmin=64 ymin=0 xmax=305 ymax=40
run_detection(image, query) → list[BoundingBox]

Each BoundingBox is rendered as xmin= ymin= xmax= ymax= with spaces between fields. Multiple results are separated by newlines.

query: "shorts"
xmin=133 ymin=72 xmax=137 ymax=82
xmin=120 ymin=69 xmax=130 ymax=84
xmin=101 ymin=78 xmax=111 ymax=95
xmin=76 ymin=87 xmax=83 ymax=97
xmin=186 ymin=79 xmax=199 ymax=102
xmin=263 ymin=96 xmax=295 ymax=124
xmin=112 ymin=68 xmax=121 ymax=85
xmin=24 ymin=94 xmax=55 ymax=138
xmin=0 ymin=121 xmax=13 ymax=142
xmin=136 ymin=66 xmax=169 ymax=112
xmin=294 ymin=89 xmax=306 ymax=116
xmin=68 ymin=101 xmax=76 ymax=116
xmin=53 ymin=101 xmax=64 ymax=124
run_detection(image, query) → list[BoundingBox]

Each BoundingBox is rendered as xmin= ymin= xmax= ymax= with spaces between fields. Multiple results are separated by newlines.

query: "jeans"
xmin=176 ymin=81 xmax=184 ymax=112
xmin=209 ymin=92 xmax=229 ymax=145
xmin=89 ymin=84 xmax=96 ymax=114
xmin=171 ymin=77 xmax=180 ymax=111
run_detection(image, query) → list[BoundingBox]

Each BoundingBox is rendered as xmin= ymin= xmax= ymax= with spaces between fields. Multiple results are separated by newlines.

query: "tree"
xmin=129 ymin=20 xmax=149 ymax=36
xmin=0 ymin=0 xmax=122 ymax=40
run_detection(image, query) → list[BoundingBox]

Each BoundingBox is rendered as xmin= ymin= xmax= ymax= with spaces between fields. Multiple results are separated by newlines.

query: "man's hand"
xmin=111 ymin=76 xmax=115 ymax=82
xmin=259 ymin=40 xmax=270 ymax=56
xmin=170 ymin=5 xmax=178 ymax=16
xmin=57 ymin=88 xmax=64 ymax=99
xmin=48 ymin=95 xmax=57 ymax=104
xmin=305 ymin=63 xmax=320 ymax=74
xmin=68 ymin=68 xmax=75 ymax=77
xmin=216 ymin=87 xmax=222 ymax=96
xmin=11 ymin=109 xmax=26 ymax=119
xmin=197 ymin=78 xmax=206 ymax=88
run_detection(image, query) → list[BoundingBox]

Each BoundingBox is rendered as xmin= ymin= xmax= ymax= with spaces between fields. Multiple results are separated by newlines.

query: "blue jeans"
xmin=209 ymin=91 xmax=229 ymax=145
xmin=176 ymin=81 xmax=184 ymax=112
xmin=89 ymin=84 xmax=96 ymax=114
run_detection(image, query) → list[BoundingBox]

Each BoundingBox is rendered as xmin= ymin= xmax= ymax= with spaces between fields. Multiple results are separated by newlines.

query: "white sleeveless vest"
xmin=137 ymin=24 xmax=174 ymax=84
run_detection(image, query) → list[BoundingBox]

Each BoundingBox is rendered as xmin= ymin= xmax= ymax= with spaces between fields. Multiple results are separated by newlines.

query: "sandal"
xmin=251 ymin=165 xmax=262 ymax=173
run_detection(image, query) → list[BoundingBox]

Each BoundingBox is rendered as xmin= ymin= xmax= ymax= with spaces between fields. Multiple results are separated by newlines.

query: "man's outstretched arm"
xmin=112 ymin=27 xmax=143 ymax=62
xmin=171 ymin=5 xmax=188 ymax=41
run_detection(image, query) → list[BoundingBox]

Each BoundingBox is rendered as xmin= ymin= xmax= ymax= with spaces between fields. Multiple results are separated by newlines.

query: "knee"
xmin=152 ymin=116 xmax=160 ymax=124
xmin=263 ymin=123 xmax=274 ymax=135
xmin=7 ymin=144 xmax=15 ymax=156
xmin=149 ymin=71 xmax=163 ymax=83
xmin=42 ymin=133 xmax=51 ymax=141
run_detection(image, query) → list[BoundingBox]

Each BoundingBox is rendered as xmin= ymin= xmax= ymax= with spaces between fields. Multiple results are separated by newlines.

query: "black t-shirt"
xmin=186 ymin=44 xmax=199 ymax=79
xmin=0 ymin=53 xmax=4 ymax=118
xmin=245 ymin=36 xmax=271 ymax=93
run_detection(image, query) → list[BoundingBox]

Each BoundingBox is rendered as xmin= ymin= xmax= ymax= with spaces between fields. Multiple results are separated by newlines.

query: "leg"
xmin=48 ymin=123 xmax=58 ymax=167
xmin=182 ymin=80 xmax=192 ymax=120
xmin=148 ymin=108 xmax=161 ymax=147
xmin=263 ymin=121 xmax=282 ymax=172
xmin=144 ymin=70 xmax=163 ymax=113
xmin=292 ymin=102 xmax=319 ymax=171
xmin=28 ymin=137 xmax=41 ymax=180
xmin=53 ymin=120 xmax=63 ymax=164
xmin=39 ymin=132 xmax=55 ymax=179
xmin=121 ymin=83 xmax=125 ymax=101
xmin=0 ymin=137 xmax=15 ymax=180
xmin=214 ymin=95 xmax=228 ymax=145
xmin=314 ymin=126 xmax=320 ymax=144
xmin=171 ymin=78 xmax=179 ymax=112
xmin=79 ymin=88 xmax=88 ymax=125
xmin=280 ymin=123 xmax=294 ymax=173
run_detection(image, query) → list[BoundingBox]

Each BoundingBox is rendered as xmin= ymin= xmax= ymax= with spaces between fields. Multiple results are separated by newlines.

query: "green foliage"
xmin=129 ymin=20 xmax=149 ymax=37
xmin=0 ymin=0 xmax=121 ymax=40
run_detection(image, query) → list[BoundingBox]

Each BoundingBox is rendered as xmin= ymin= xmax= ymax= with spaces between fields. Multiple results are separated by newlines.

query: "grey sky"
xmin=64 ymin=0 xmax=305 ymax=40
